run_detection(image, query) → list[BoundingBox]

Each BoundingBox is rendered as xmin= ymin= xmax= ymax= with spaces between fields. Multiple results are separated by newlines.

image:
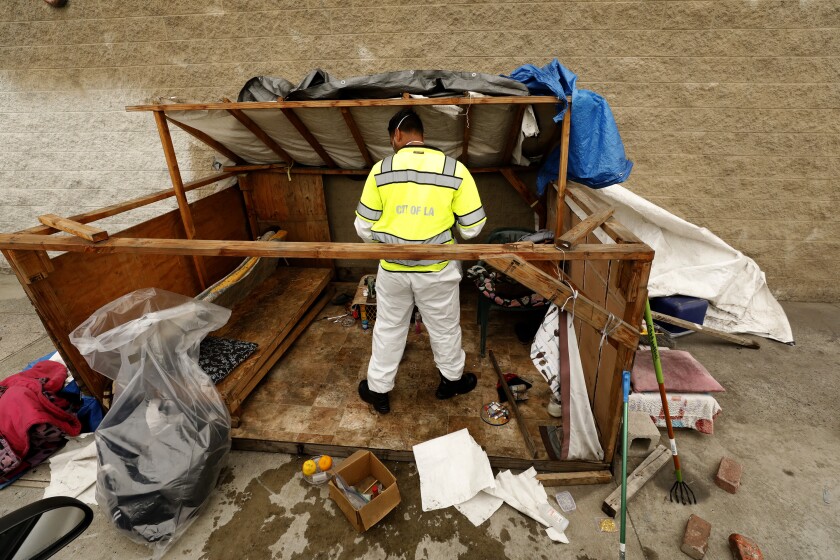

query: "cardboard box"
xmin=328 ymin=450 xmax=400 ymax=532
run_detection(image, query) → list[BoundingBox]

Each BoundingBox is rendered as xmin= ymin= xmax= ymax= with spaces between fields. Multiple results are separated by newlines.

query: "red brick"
xmin=680 ymin=514 xmax=711 ymax=559
xmin=729 ymin=533 xmax=764 ymax=560
xmin=714 ymin=456 xmax=743 ymax=494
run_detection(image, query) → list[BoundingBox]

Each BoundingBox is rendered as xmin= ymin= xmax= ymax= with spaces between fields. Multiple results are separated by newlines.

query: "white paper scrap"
xmin=43 ymin=434 xmax=97 ymax=505
xmin=454 ymin=490 xmax=504 ymax=526
xmin=412 ymin=429 xmax=495 ymax=512
xmin=484 ymin=468 xmax=569 ymax=544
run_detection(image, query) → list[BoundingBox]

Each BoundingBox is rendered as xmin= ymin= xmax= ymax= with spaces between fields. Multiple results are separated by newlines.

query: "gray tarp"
xmin=165 ymin=69 xmax=561 ymax=169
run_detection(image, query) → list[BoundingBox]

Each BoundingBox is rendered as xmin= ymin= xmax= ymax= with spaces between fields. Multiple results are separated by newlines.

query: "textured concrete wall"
xmin=1 ymin=0 xmax=838 ymax=300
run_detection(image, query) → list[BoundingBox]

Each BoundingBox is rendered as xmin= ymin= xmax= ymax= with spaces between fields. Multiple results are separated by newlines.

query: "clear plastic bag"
xmin=70 ymin=288 xmax=232 ymax=556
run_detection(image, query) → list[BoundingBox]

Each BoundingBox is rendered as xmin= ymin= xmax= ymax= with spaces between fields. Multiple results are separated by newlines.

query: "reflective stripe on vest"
xmin=375 ymin=169 xmax=463 ymax=190
xmin=371 ymin=229 xmax=453 ymax=245
xmin=456 ymin=206 xmax=486 ymax=227
xmin=356 ymin=201 xmax=382 ymax=221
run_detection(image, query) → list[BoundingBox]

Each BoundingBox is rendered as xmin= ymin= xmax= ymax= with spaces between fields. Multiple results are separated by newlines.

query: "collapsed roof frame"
xmin=0 ymin=95 xmax=656 ymax=467
xmin=0 ymin=95 xmax=652 ymax=351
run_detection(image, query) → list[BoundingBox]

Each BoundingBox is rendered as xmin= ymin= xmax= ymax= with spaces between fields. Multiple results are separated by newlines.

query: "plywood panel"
xmin=249 ymin=171 xmax=332 ymax=268
xmin=214 ymin=266 xmax=331 ymax=413
xmin=232 ymin=287 xmax=611 ymax=474
xmin=30 ymin=187 xmax=248 ymax=400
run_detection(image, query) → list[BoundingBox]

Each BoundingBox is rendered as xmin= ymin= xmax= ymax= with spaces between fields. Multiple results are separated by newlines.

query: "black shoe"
xmin=435 ymin=372 xmax=477 ymax=400
xmin=358 ymin=380 xmax=390 ymax=414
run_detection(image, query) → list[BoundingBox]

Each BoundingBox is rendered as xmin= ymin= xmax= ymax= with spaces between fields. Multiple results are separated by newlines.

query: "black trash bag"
xmin=70 ymin=288 xmax=232 ymax=556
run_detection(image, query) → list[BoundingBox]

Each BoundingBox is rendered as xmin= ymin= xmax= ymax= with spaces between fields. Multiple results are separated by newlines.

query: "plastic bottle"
xmin=538 ymin=502 xmax=570 ymax=533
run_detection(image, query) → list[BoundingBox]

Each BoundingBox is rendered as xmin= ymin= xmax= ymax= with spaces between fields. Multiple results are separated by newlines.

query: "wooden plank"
xmin=500 ymin=168 xmax=547 ymax=226
xmin=165 ymin=116 xmax=246 ymax=165
xmin=598 ymin=259 xmax=651 ymax=463
xmin=215 ymin=267 xmax=332 ymax=413
xmin=281 ymin=107 xmax=338 ymax=167
xmin=0 ymin=234 xmax=656 ymax=262
xmin=602 ymin=445 xmax=671 ymax=517
xmin=650 ymin=311 xmax=760 ymax=349
xmin=127 ymin=96 xmax=559 ymax=112
xmin=2 ymin=248 xmax=109 ymax=400
xmin=489 ymin=350 xmax=537 ymax=459
xmin=22 ymin=172 xmax=238 ymax=236
xmin=38 ymin=214 xmax=109 ymax=242
xmin=231 ymin=437 xmax=611 ymax=474
xmin=557 ymin=207 xmax=616 ymax=249
xmin=237 ymin=174 xmax=261 ymax=240
xmin=554 ymin=104 xmax=572 ymax=238
xmin=500 ymin=104 xmax=526 ymax=164
xmin=481 ymin=254 xmax=641 ymax=350
xmin=340 ymin=108 xmax=373 ymax=167
xmin=154 ymin=111 xmax=208 ymax=289
xmin=566 ymin=184 xmax=643 ymax=244
xmin=536 ymin=470 xmax=613 ymax=486
xmin=224 ymin=105 xmax=294 ymax=165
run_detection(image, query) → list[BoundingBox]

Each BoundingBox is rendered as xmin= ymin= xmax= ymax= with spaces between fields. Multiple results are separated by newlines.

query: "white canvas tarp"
xmin=578 ymin=185 xmax=793 ymax=344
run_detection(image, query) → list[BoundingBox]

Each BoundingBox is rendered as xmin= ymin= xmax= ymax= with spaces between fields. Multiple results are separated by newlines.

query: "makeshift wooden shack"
xmin=0 ymin=74 xmax=653 ymax=475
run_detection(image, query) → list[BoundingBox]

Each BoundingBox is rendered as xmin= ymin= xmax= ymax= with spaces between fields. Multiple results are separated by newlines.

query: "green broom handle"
xmin=644 ymin=299 xmax=685 ymax=483
xmin=619 ymin=370 xmax=631 ymax=560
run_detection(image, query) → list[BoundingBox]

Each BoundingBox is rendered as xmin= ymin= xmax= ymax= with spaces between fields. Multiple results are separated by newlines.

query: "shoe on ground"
xmin=358 ymin=380 xmax=390 ymax=414
xmin=436 ymin=372 xmax=477 ymax=400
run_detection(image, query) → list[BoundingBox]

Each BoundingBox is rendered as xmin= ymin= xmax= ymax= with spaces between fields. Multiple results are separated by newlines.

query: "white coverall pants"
xmin=366 ymin=261 xmax=465 ymax=394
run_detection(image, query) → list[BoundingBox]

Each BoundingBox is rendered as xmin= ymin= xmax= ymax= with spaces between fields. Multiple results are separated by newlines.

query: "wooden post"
xmin=237 ymin=173 xmax=261 ymax=240
xmin=153 ymin=110 xmax=208 ymax=289
xmin=554 ymin=101 xmax=572 ymax=239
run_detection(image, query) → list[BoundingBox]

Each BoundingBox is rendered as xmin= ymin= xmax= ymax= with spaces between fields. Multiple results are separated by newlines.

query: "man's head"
xmin=388 ymin=108 xmax=424 ymax=152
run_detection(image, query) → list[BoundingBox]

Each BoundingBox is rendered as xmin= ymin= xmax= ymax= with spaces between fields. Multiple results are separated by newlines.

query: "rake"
xmin=643 ymin=299 xmax=697 ymax=505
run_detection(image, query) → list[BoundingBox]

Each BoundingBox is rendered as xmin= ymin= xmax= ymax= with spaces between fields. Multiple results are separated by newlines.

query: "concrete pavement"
xmin=0 ymin=273 xmax=837 ymax=559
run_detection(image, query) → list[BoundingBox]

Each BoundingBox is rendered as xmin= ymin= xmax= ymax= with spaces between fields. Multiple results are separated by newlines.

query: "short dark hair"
xmin=388 ymin=108 xmax=424 ymax=136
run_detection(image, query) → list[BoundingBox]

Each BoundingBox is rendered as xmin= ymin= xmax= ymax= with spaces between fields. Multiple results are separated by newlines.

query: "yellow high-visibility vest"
xmin=355 ymin=146 xmax=486 ymax=272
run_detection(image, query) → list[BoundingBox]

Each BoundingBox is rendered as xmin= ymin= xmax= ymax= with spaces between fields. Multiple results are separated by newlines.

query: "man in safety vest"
xmin=354 ymin=108 xmax=487 ymax=414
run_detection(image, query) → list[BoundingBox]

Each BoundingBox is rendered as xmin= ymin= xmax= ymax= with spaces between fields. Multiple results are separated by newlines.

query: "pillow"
xmin=632 ymin=349 xmax=724 ymax=393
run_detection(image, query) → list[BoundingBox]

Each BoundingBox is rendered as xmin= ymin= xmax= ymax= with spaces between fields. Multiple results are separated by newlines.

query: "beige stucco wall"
xmin=1 ymin=0 xmax=838 ymax=300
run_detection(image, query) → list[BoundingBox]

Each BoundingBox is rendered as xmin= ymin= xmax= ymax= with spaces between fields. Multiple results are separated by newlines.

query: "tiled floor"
xmin=232 ymin=286 xmax=562 ymax=464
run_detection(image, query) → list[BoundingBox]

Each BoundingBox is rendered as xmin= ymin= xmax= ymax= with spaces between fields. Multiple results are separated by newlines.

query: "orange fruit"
xmin=318 ymin=455 xmax=332 ymax=471
xmin=302 ymin=459 xmax=317 ymax=477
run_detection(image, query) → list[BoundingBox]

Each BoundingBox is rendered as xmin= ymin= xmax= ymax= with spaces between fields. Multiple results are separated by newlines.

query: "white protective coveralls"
xmin=354 ymin=145 xmax=486 ymax=393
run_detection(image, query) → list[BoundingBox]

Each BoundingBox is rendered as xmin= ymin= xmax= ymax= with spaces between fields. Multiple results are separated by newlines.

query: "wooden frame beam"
xmin=340 ymin=107 xmax=373 ymax=167
xmin=500 ymin=168 xmax=546 ymax=227
xmin=221 ymin=164 xmax=535 ymax=175
xmin=38 ymin=215 xmax=109 ymax=243
xmin=280 ymin=107 xmax=337 ymax=167
xmin=223 ymin=104 xmax=294 ymax=165
xmin=556 ymin=207 xmax=615 ymax=249
xmin=22 ymin=172 xmax=237 ymax=236
xmin=554 ymin=102 xmax=572 ymax=237
xmin=566 ymin=184 xmax=643 ymax=244
xmin=0 ymin=235 xmax=654 ymax=263
xmin=165 ymin=116 xmax=246 ymax=165
xmin=154 ymin=111 xmax=208 ymax=289
xmin=126 ymin=96 xmax=560 ymax=112
xmin=480 ymin=254 xmax=643 ymax=350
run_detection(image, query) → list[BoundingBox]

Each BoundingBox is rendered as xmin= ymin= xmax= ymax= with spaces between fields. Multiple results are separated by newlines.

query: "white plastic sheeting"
xmin=574 ymin=185 xmax=794 ymax=344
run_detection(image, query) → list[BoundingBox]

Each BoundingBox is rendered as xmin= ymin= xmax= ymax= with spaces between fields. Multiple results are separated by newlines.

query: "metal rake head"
xmin=669 ymin=480 xmax=697 ymax=505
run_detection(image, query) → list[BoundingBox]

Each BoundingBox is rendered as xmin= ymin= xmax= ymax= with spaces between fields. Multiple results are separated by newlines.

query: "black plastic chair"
xmin=475 ymin=227 xmax=537 ymax=357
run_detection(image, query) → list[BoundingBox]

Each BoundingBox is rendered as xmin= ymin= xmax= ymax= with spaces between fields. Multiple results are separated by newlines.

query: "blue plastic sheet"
xmin=508 ymin=60 xmax=633 ymax=194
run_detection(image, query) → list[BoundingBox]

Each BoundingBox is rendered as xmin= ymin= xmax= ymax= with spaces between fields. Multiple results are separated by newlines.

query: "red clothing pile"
xmin=0 ymin=361 xmax=81 ymax=484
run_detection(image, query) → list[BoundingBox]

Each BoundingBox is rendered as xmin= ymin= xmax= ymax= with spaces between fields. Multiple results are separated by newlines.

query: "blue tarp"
xmin=508 ymin=60 xmax=633 ymax=193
